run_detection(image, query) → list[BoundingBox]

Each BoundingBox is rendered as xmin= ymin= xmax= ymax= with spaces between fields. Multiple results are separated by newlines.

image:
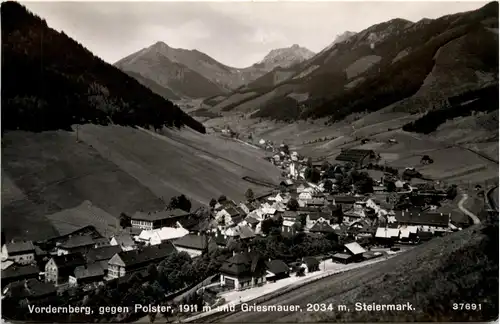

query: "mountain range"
xmin=114 ymin=42 xmax=315 ymax=99
xmin=202 ymin=2 xmax=498 ymax=123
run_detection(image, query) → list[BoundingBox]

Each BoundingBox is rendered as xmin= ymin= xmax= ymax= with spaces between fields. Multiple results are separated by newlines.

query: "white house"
xmin=259 ymin=139 xmax=266 ymax=145
xmin=1 ymin=241 xmax=35 ymax=265
xmin=299 ymin=192 xmax=313 ymax=201
xmin=136 ymin=227 xmax=189 ymax=246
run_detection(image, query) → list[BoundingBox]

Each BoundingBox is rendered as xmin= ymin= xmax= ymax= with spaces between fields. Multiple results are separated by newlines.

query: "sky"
xmin=22 ymin=1 xmax=488 ymax=68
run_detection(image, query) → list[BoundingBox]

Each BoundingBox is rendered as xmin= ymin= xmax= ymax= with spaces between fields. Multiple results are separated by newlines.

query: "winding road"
xmin=458 ymin=194 xmax=481 ymax=225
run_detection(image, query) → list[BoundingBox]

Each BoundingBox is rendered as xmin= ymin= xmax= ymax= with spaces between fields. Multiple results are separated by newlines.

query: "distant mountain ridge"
xmin=1 ymin=1 xmax=205 ymax=134
xmin=206 ymin=2 xmax=498 ymax=124
xmin=115 ymin=42 xmax=315 ymax=99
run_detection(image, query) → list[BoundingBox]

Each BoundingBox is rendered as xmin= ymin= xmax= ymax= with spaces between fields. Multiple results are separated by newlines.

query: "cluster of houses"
xmin=1 ymin=143 xmax=464 ymax=304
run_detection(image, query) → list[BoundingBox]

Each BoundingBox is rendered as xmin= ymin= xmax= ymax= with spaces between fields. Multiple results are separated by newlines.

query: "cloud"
xmin=20 ymin=1 xmax=489 ymax=67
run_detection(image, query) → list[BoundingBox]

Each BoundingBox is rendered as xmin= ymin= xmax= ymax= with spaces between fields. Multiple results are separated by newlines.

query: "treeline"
xmin=1 ymin=1 xmax=205 ymax=134
xmin=252 ymin=96 xmax=302 ymax=121
xmin=303 ymin=23 xmax=490 ymax=122
xmin=402 ymin=84 xmax=499 ymax=134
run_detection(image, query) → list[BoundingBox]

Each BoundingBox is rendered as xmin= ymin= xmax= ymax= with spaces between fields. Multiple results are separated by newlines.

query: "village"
xmin=0 ymin=134 xmax=475 ymax=322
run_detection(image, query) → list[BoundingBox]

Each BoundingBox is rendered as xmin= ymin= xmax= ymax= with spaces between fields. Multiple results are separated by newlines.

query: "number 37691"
xmin=452 ymin=303 xmax=482 ymax=311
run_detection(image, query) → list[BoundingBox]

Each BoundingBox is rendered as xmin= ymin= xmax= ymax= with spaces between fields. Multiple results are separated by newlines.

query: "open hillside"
xmin=1 ymin=125 xmax=281 ymax=242
xmin=211 ymin=223 xmax=499 ymax=322
xmin=206 ymin=2 xmax=498 ymax=124
xmin=116 ymin=43 xmax=315 ymax=99
xmin=1 ymin=1 xmax=205 ymax=134
xmin=1 ymin=2 xmax=282 ymax=243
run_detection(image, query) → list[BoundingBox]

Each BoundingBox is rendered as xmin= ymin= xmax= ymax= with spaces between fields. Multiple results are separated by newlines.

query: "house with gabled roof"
xmin=1 ymin=264 xmax=40 ymax=288
xmin=137 ymin=227 xmax=189 ymax=246
xmin=239 ymin=202 xmax=256 ymax=215
xmin=394 ymin=209 xmax=451 ymax=233
xmin=265 ymin=259 xmax=290 ymax=282
xmin=57 ymin=235 xmax=96 ymax=256
xmin=343 ymin=242 xmax=366 ymax=262
xmin=243 ymin=216 xmax=260 ymax=229
xmin=107 ymin=241 xmax=177 ymax=279
xmin=45 ymin=253 xmax=86 ymax=286
xmin=335 ymin=149 xmax=377 ymax=168
xmin=219 ymin=250 xmax=267 ymax=290
xmin=3 ymin=279 xmax=57 ymax=303
xmin=283 ymin=211 xmax=299 ymax=222
xmin=69 ymin=262 xmax=105 ymax=288
xmin=306 ymin=212 xmax=333 ymax=230
xmin=1 ymin=241 xmax=35 ymax=265
xmin=306 ymin=198 xmax=326 ymax=208
xmin=110 ymin=233 xmax=137 ymax=251
xmin=172 ymin=234 xmax=214 ymax=257
xmin=130 ymin=209 xmax=191 ymax=231
xmin=309 ymin=222 xmax=336 ymax=235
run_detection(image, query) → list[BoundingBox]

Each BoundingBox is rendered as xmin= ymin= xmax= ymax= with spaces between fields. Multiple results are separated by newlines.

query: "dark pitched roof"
xmin=335 ymin=149 xmax=375 ymax=163
xmin=238 ymin=226 xmax=256 ymax=239
xmin=308 ymin=212 xmax=332 ymax=221
xmin=210 ymin=231 xmax=228 ymax=246
xmin=60 ymin=235 xmax=95 ymax=249
xmin=265 ymin=260 xmax=290 ymax=275
xmin=302 ymin=257 xmax=320 ymax=268
xmin=172 ymin=234 xmax=209 ymax=250
xmin=86 ymin=246 xmax=122 ymax=263
xmin=245 ymin=216 xmax=260 ymax=224
xmin=4 ymin=241 xmax=35 ymax=255
xmin=394 ymin=210 xmax=450 ymax=227
xmin=243 ymin=203 xmax=256 ymax=212
xmin=231 ymin=215 xmax=244 ymax=225
xmin=74 ymin=262 xmax=105 ymax=279
xmin=1 ymin=265 xmax=39 ymax=280
xmin=225 ymin=207 xmax=240 ymax=217
xmin=4 ymin=279 xmax=56 ymax=299
xmin=112 ymin=234 xmax=135 ymax=247
xmin=219 ymin=251 xmax=262 ymax=277
xmin=307 ymin=198 xmax=326 ymax=206
xmin=116 ymin=241 xmax=177 ymax=267
xmin=177 ymin=217 xmax=201 ymax=231
xmin=309 ymin=222 xmax=336 ymax=233
xmin=51 ymin=253 xmax=86 ymax=271
xmin=283 ymin=211 xmax=299 ymax=219
xmin=332 ymin=196 xmax=359 ymax=204
xmin=131 ymin=209 xmax=190 ymax=221
xmin=235 ymin=207 xmax=247 ymax=216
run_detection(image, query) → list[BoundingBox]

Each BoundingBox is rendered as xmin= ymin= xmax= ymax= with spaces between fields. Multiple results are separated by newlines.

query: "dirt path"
xmin=458 ymin=194 xmax=481 ymax=225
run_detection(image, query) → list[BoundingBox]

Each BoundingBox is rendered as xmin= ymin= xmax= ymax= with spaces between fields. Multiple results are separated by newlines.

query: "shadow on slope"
xmin=1 ymin=130 xmax=165 ymax=241
xmin=218 ymin=223 xmax=498 ymax=322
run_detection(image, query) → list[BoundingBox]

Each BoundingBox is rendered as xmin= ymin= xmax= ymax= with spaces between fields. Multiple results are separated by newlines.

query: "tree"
xmin=218 ymin=195 xmax=227 ymax=203
xmin=209 ymin=198 xmax=217 ymax=209
xmin=245 ymin=188 xmax=255 ymax=201
xmin=324 ymin=180 xmax=333 ymax=192
xmin=119 ymin=212 xmax=131 ymax=228
xmin=287 ymin=198 xmax=299 ymax=211
xmin=261 ymin=218 xmax=275 ymax=235
xmin=446 ymin=185 xmax=458 ymax=200
xmin=306 ymin=157 xmax=313 ymax=168
xmin=168 ymin=195 xmax=192 ymax=212
xmin=292 ymin=222 xmax=304 ymax=232
xmin=321 ymin=161 xmax=330 ymax=171
xmin=147 ymin=264 xmax=158 ymax=281
xmin=298 ymin=213 xmax=307 ymax=226
xmin=282 ymin=143 xmax=290 ymax=155
xmin=387 ymin=181 xmax=396 ymax=192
